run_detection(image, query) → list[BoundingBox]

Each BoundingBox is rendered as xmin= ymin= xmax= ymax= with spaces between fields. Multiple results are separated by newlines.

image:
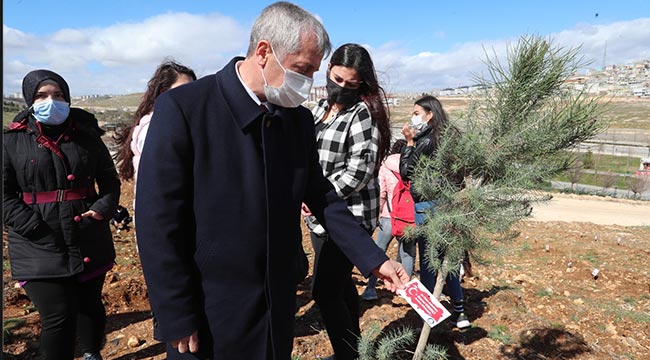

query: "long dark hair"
xmin=113 ymin=60 xmax=196 ymax=181
xmin=414 ymin=95 xmax=449 ymax=151
xmin=329 ymin=43 xmax=391 ymax=168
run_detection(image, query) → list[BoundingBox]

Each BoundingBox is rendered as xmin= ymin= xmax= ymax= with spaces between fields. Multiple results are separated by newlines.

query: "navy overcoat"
xmin=135 ymin=57 xmax=388 ymax=359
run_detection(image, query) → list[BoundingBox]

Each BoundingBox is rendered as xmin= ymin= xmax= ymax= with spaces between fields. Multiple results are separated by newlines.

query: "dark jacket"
xmin=135 ymin=57 xmax=388 ymax=360
xmin=399 ymin=124 xmax=436 ymax=203
xmin=3 ymin=109 xmax=120 ymax=280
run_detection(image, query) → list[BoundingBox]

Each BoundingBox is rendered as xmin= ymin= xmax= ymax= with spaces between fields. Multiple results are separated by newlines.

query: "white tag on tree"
xmin=397 ymin=278 xmax=451 ymax=327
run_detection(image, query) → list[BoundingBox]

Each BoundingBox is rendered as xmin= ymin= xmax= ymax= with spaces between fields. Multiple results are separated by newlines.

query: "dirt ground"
xmin=3 ymin=182 xmax=650 ymax=360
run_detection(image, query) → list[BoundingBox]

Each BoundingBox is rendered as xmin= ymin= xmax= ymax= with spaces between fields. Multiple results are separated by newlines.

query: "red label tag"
xmin=398 ymin=278 xmax=451 ymax=327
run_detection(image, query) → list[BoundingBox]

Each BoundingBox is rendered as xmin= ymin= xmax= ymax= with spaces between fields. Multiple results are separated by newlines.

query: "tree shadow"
xmin=295 ymin=274 xmax=314 ymax=310
xmin=105 ymin=310 xmax=153 ymax=333
xmin=358 ymin=288 xmax=410 ymax=318
xmin=112 ymin=342 xmax=166 ymax=359
xmin=366 ymin=284 xmax=512 ymax=359
xmin=463 ymin=284 xmax=514 ymax=326
xmin=294 ymin=302 xmax=323 ymax=338
xmin=500 ymin=327 xmax=591 ymax=359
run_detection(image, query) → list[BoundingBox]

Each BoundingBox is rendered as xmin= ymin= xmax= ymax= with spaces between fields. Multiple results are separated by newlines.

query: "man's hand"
xmin=372 ymin=260 xmax=409 ymax=292
xmin=172 ymin=331 xmax=199 ymax=354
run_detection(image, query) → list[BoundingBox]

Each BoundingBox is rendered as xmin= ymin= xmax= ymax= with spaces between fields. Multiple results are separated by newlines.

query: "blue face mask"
xmin=32 ymin=99 xmax=70 ymax=125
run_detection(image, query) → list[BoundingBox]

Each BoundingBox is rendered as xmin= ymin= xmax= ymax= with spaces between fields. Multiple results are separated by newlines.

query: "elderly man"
xmin=135 ymin=2 xmax=408 ymax=359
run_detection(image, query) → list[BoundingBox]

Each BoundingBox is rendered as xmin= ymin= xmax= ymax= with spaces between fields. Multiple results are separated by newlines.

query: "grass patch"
xmin=552 ymin=152 xmax=647 ymax=191
xmin=582 ymin=251 xmax=600 ymax=266
xmin=601 ymin=101 xmax=650 ymax=130
xmin=3 ymin=318 xmax=27 ymax=342
xmin=487 ymin=324 xmax=513 ymax=344
xmin=535 ymin=288 xmax=553 ymax=298
xmin=3 ymin=110 xmax=19 ymax=126
xmin=598 ymin=301 xmax=650 ymax=323
xmin=623 ymin=297 xmax=637 ymax=305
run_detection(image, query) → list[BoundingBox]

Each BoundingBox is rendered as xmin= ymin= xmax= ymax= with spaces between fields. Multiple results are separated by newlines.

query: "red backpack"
xmin=389 ymin=170 xmax=415 ymax=237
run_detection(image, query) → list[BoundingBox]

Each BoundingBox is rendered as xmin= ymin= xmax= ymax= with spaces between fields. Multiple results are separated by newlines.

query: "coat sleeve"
xmin=378 ymin=160 xmax=391 ymax=214
xmin=399 ymin=137 xmax=433 ymax=182
xmin=89 ymin=138 xmax=121 ymax=218
xmin=134 ymin=93 xmax=200 ymax=342
xmin=302 ymin=120 xmax=388 ymax=277
xmin=3 ymin=137 xmax=44 ymax=236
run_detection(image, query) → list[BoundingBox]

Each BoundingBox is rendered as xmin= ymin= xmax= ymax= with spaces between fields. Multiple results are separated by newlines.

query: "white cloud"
xmin=371 ymin=18 xmax=650 ymax=92
xmin=3 ymin=16 xmax=649 ymax=96
xmin=3 ymin=12 xmax=248 ymax=95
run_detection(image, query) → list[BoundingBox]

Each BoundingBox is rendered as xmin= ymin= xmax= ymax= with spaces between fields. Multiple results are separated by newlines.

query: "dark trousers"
xmin=311 ymin=231 xmax=366 ymax=360
xmin=23 ymin=275 xmax=107 ymax=360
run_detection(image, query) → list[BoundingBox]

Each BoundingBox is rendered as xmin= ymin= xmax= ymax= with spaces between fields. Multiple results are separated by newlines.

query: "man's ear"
xmin=255 ymin=40 xmax=272 ymax=68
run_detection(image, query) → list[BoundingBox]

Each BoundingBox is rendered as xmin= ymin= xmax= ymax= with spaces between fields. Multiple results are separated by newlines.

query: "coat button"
xmin=83 ymin=257 xmax=91 ymax=263
xmin=67 ymin=174 xmax=75 ymax=181
xmin=74 ymin=216 xmax=82 ymax=222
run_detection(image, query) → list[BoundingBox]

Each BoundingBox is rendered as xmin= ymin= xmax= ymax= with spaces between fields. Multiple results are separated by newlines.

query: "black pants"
xmin=311 ymin=232 xmax=365 ymax=360
xmin=23 ymin=275 xmax=107 ymax=360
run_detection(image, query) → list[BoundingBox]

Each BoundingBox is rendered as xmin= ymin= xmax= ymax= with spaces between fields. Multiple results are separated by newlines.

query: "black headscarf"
xmin=22 ymin=69 xmax=71 ymax=107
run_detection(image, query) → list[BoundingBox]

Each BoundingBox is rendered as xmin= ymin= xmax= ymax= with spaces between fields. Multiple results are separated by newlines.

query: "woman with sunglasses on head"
xmin=303 ymin=43 xmax=392 ymax=360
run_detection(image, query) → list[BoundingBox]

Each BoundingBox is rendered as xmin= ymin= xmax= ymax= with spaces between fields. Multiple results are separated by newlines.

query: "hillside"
xmin=3 ymin=181 xmax=649 ymax=359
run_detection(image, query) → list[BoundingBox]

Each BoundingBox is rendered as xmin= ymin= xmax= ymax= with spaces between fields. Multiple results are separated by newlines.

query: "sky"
xmin=3 ymin=0 xmax=650 ymax=96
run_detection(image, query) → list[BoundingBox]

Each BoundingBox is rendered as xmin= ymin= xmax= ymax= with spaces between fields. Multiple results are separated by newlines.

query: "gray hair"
xmin=246 ymin=1 xmax=331 ymax=60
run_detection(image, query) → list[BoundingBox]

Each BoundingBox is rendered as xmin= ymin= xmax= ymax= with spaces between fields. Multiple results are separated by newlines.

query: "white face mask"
xmin=410 ymin=114 xmax=425 ymax=129
xmin=261 ymin=46 xmax=314 ymax=108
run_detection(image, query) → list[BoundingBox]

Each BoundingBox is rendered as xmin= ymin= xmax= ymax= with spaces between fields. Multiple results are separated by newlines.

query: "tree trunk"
xmin=412 ymin=263 xmax=448 ymax=360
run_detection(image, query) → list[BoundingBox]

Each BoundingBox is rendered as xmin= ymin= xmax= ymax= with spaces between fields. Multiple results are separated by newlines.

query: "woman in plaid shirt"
xmin=304 ymin=43 xmax=392 ymax=360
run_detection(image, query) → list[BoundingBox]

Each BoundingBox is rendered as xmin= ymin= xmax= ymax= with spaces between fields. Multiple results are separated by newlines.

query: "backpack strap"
xmin=387 ymin=170 xmax=403 ymax=213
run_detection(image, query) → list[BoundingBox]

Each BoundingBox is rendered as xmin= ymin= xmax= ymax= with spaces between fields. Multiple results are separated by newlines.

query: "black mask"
xmin=326 ymin=77 xmax=359 ymax=105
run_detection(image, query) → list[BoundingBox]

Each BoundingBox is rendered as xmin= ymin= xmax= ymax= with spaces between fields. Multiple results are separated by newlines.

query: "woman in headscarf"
xmin=3 ymin=69 xmax=120 ymax=360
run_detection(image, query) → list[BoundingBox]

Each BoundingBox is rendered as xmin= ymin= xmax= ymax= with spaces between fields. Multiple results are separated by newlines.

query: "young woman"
xmin=114 ymin=60 xmax=196 ymax=184
xmin=399 ymin=95 xmax=471 ymax=329
xmin=305 ymin=43 xmax=391 ymax=360
xmin=4 ymin=69 xmax=121 ymax=360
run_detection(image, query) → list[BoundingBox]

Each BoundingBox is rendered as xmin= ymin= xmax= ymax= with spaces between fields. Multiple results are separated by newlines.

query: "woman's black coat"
xmin=3 ymin=110 xmax=120 ymax=280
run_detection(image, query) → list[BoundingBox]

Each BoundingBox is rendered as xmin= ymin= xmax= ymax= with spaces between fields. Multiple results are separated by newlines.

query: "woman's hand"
xmin=81 ymin=209 xmax=104 ymax=221
xmin=401 ymin=122 xmax=416 ymax=146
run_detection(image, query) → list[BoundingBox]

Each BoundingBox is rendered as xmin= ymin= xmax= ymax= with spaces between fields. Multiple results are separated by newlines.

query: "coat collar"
xmin=414 ymin=124 xmax=434 ymax=142
xmin=218 ymin=57 xmax=267 ymax=130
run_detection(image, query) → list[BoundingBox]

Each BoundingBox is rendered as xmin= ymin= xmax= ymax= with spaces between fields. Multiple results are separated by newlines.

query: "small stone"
xmin=573 ymin=298 xmax=584 ymax=305
xmin=545 ymin=244 xmax=550 ymax=252
xmin=514 ymin=274 xmax=535 ymax=284
xmin=605 ymin=323 xmax=617 ymax=335
xmin=127 ymin=335 xmax=141 ymax=348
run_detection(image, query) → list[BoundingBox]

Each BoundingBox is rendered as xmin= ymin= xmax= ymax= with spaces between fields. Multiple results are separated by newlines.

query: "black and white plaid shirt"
xmin=311 ymin=99 xmax=380 ymax=230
